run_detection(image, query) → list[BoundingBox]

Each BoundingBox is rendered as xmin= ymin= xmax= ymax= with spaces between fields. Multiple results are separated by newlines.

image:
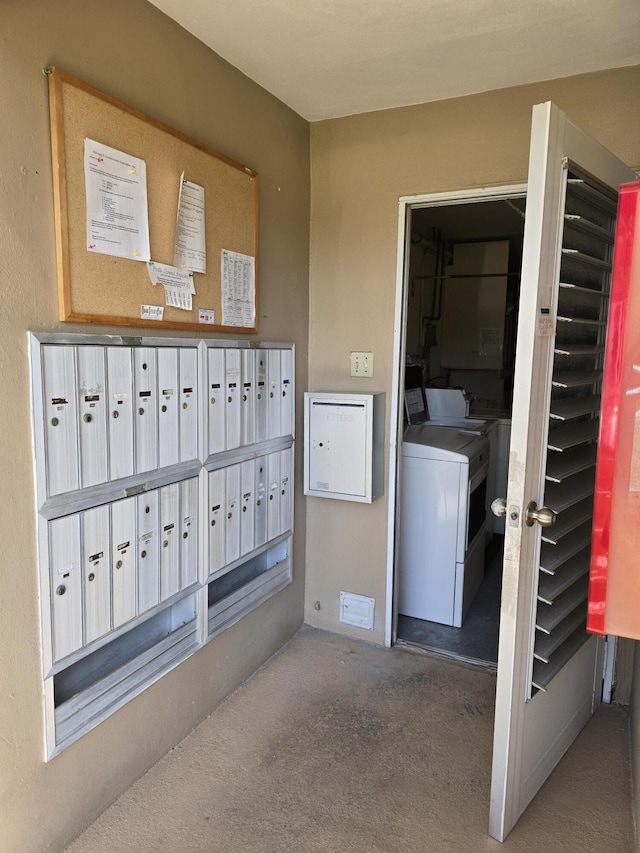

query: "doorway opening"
xmin=393 ymin=190 xmax=526 ymax=667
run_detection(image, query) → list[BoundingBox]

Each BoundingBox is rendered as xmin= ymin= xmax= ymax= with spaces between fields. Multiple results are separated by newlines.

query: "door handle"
xmin=491 ymin=498 xmax=507 ymax=517
xmin=525 ymin=501 xmax=557 ymax=528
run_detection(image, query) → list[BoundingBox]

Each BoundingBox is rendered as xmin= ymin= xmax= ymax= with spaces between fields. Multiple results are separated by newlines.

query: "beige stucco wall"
xmin=0 ymin=1 xmax=309 ymax=850
xmin=306 ymin=66 xmax=640 ymax=645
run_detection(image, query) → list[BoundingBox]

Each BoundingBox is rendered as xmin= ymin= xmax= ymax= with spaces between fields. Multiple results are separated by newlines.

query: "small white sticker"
xmin=141 ymin=304 xmax=164 ymax=321
xmin=199 ymin=308 xmax=216 ymax=324
xmin=537 ymin=307 xmax=554 ymax=336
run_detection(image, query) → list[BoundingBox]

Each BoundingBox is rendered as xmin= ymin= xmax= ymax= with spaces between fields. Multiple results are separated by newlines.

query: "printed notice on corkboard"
xmin=48 ymin=67 xmax=258 ymax=333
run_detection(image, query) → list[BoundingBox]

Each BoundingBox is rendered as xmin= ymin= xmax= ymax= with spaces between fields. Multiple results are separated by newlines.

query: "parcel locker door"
xmin=254 ymin=456 xmax=267 ymax=549
xmin=208 ymin=468 xmax=226 ymax=574
xmin=82 ymin=504 xmax=111 ymax=645
xmin=225 ymin=464 xmax=241 ymax=565
xmin=179 ymin=348 xmax=199 ymax=462
xmin=240 ymin=459 xmax=255 ymax=557
xmin=267 ymin=349 xmax=281 ymax=439
xmin=279 ymin=447 xmax=293 ymax=536
xmin=157 ymin=348 xmax=180 ymax=469
xmin=280 ymin=349 xmax=294 ymax=437
xmin=180 ymin=477 xmax=199 ymax=589
xmin=133 ymin=348 xmax=158 ymax=473
xmin=111 ymin=496 xmax=137 ymax=628
xmin=207 ymin=348 xmax=225 ymax=455
xmin=49 ymin=513 xmax=82 ymax=661
xmin=160 ymin=483 xmax=180 ymax=601
xmin=267 ymin=452 xmax=281 ymax=542
xmin=42 ymin=345 xmax=80 ymax=496
xmin=241 ymin=350 xmax=255 ymax=447
xmin=254 ymin=349 xmax=268 ymax=444
xmin=76 ymin=346 xmax=108 ymax=488
xmin=137 ymin=489 xmax=160 ymax=613
xmin=106 ymin=347 xmax=134 ymax=481
xmin=225 ymin=348 xmax=241 ymax=450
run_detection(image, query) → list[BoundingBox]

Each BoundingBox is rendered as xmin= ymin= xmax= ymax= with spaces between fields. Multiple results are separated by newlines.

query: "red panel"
xmin=588 ymin=180 xmax=640 ymax=637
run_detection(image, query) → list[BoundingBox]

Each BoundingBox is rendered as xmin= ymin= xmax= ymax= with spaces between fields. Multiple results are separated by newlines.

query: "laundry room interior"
xmin=397 ymin=196 xmax=527 ymax=665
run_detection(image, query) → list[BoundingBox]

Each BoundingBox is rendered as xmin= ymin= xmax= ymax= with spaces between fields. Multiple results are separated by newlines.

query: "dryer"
xmin=399 ymin=425 xmax=489 ymax=627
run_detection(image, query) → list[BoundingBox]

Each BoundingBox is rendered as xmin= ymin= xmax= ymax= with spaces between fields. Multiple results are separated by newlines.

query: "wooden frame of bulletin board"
xmin=48 ymin=67 xmax=258 ymax=333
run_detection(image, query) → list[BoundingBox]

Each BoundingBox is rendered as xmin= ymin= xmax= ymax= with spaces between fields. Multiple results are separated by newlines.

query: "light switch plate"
xmin=350 ymin=351 xmax=374 ymax=377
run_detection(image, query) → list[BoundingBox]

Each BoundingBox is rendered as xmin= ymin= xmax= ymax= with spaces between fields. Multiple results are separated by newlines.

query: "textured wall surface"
xmin=0 ymin=2 xmax=309 ymax=850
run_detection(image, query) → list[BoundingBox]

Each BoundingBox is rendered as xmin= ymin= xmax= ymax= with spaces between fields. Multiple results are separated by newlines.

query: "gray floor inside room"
xmin=66 ymin=625 xmax=634 ymax=853
xmin=397 ymin=538 xmax=503 ymax=665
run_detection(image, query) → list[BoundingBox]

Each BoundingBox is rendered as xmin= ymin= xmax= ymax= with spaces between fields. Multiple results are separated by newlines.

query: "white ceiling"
xmin=148 ymin=0 xmax=640 ymax=121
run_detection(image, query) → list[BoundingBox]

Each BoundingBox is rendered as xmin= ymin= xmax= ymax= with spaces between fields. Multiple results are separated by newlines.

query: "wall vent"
xmin=339 ymin=591 xmax=375 ymax=630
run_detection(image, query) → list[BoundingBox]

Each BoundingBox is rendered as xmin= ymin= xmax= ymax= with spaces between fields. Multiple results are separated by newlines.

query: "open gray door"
xmin=489 ymin=102 xmax=635 ymax=841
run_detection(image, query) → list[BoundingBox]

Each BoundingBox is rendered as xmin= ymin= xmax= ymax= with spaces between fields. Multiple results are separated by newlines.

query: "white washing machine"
xmin=398 ymin=425 xmax=490 ymax=627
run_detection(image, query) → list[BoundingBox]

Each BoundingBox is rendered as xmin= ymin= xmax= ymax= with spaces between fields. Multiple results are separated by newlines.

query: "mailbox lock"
xmin=182 ymin=402 xmax=188 ymax=410
xmin=112 ymin=410 xmax=119 ymax=419
xmin=242 ymin=505 xmax=247 ymax=512
xmin=257 ymin=393 xmax=262 ymax=400
xmin=145 ymin=506 xmax=150 ymax=514
xmin=141 ymin=550 xmax=147 ymax=558
xmin=228 ymin=396 xmax=232 ymax=403
xmin=242 ymin=394 xmax=247 ymax=402
xmin=256 ymin=500 xmax=261 ymax=506
xmin=270 ymin=392 xmax=274 ymax=399
xmin=227 ymin=512 xmax=232 ymax=519
xmin=115 ymin=560 xmax=123 ymax=569
xmin=163 ymin=540 xmax=168 ymax=548
xmin=56 ymin=584 xmax=66 ymax=596
xmin=142 ymin=362 xmax=148 ymax=370
xmin=138 ymin=407 xmax=145 ymax=416
xmin=210 ymin=397 xmax=216 ymax=405
xmin=183 ymin=531 xmax=188 ymax=539
xmin=270 ymin=494 xmax=274 ymax=501
xmin=211 ymin=519 xmax=216 ymax=527
xmin=282 ymin=390 xmax=286 ymax=397
xmin=161 ymin=405 xmax=167 ymax=413
xmin=51 ymin=417 xmax=59 ymax=427
xmin=83 ymin=413 xmax=93 ymax=423
xmin=88 ymin=572 xmax=95 ymax=582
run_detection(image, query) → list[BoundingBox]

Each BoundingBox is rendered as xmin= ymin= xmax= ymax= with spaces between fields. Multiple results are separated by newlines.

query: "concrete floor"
xmin=66 ymin=626 xmax=634 ymax=852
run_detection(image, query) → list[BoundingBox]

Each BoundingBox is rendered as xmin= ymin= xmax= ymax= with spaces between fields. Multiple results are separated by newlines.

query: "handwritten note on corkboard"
xmin=48 ymin=67 xmax=258 ymax=332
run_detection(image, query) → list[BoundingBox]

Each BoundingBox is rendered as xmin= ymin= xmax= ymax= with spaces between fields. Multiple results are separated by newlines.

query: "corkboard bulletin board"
xmin=48 ymin=67 xmax=258 ymax=332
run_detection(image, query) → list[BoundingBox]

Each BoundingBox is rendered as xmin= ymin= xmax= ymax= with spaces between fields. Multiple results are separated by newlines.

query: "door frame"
xmin=385 ymin=183 xmax=527 ymax=647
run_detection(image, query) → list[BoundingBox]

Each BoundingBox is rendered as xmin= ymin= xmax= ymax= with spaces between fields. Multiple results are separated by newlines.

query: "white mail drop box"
xmin=304 ymin=392 xmax=384 ymax=502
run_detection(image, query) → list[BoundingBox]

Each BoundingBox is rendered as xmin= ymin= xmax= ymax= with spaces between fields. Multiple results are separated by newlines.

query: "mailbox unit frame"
xmin=29 ymin=332 xmax=294 ymax=759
